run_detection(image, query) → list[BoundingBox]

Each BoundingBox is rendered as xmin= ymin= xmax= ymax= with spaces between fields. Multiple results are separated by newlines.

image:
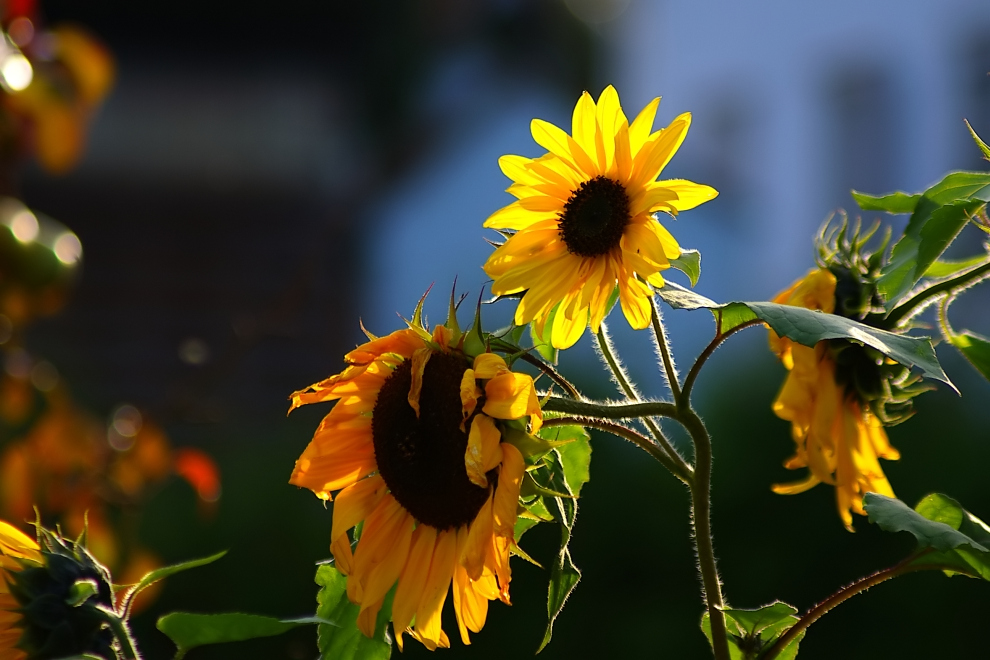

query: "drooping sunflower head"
xmin=289 ymin=308 xmax=542 ymax=649
xmin=1 ymin=520 xmax=116 ymax=659
xmin=483 ymin=85 xmax=718 ymax=349
xmin=767 ymin=266 xmax=933 ymax=530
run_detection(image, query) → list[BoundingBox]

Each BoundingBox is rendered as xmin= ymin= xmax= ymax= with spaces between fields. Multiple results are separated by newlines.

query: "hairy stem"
xmin=680 ymin=410 xmax=730 ymax=660
xmin=594 ymin=325 xmax=693 ymax=479
xmin=650 ymin=296 xmax=682 ymax=400
xmin=542 ymin=416 xmax=690 ymax=483
xmin=517 ymin=352 xmax=582 ymax=399
xmin=542 ymin=396 xmax=679 ymax=421
xmin=681 ymin=319 xmax=764 ymax=405
xmin=104 ymin=610 xmax=141 ymax=660
xmin=761 ymin=557 xmax=931 ymax=660
xmin=882 ymin=258 xmax=990 ymax=328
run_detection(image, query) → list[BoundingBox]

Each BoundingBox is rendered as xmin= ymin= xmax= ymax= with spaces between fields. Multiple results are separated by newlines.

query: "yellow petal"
xmin=551 ymin=303 xmax=589 ymax=350
xmin=493 ymin=443 xmax=524 ymax=537
xmin=483 ymin=372 xmax=542 ymax=428
xmin=531 ymin=118 xmax=598 ymax=178
xmin=628 ymin=96 xmax=660 ymax=153
xmin=595 ymin=85 xmax=625 ymax=173
xmin=483 ymin=199 xmax=556 ymax=231
xmin=407 ymin=347 xmax=431 ymax=418
xmin=392 ymin=524 xmax=438 ymax=638
xmin=571 ymin=91 xmax=598 ymax=160
xmin=414 ymin=528 xmax=459 ymax=649
xmin=461 ymin=494 xmax=494 ymax=580
xmin=472 ymin=353 xmax=508 ymax=379
xmin=771 ymin=473 xmax=821 ymax=495
xmin=330 ymin=474 xmax=387 ymax=548
xmin=657 ymin=179 xmax=719 ymax=211
xmin=465 ymin=414 xmax=503 ymax=488
xmin=617 ymin=268 xmax=652 ymax=330
xmin=630 ymin=112 xmax=691 ymax=187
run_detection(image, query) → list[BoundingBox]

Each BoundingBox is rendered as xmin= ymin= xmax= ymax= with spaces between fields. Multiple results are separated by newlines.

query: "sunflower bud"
xmin=4 ymin=524 xmax=117 ymax=659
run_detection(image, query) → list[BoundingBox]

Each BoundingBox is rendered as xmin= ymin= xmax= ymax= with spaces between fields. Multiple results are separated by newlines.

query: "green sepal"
xmin=157 ymin=613 xmax=330 ymax=657
xmin=864 ymin=493 xmax=990 ymax=580
xmin=463 ymin=292 xmax=488 ymax=358
xmin=700 ymin=601 xmax=805 ymax=660
xmin=669 ymin=248 xmax=702 ymax=287
xmin=315 ymin=562 xmax=394 ymax=660
xmin=530 ymin=303 xmax=558 ymax=364
xmin=65 ymin=579 xmax=99 ymax=607
xmin=119 ymin=550 xmax=227 ymax=618
xmin=654 ymin=283 xmax=953 ymax=390
xmin=948 ymin=330 xmax=990 ymax=382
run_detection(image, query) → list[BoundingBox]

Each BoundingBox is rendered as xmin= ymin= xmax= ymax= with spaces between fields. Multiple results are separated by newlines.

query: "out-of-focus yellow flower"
xmin=483 ymin=85 xmax=717 ymax=349
xmin=290 ymin=319 xmax=540 ymax=649
xmin=769 ymin=269 xmax=900 ymax=531
xmin=0 ymin=520 xmax=41 ymax=660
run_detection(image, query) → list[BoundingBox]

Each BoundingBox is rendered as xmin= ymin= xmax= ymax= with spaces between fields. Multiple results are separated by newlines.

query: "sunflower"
xmin=1 ymin=521 xmax=41 ymax=660
xmin=289 ymin=320 xmax=541 ymax=649
xmin=483 ymin=85 xmax=717 ymax=349
xmin=769 ymin=268 xmax=901 ymax=531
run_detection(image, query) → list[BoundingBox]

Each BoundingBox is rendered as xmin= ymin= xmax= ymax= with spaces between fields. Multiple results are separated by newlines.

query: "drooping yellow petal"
xmin=465 ymin=414 xmax=503 ymax=488
xmin=330 ymin=474 xmax=386 ymax=550
xmin=551 ymin=302 xmax=590 ymax=349
xmin=493 ymin=443 xmax=524 ymax=537
xmin=472 ymin=353 xmax=508 ymax=379
xmin=392 ymin=524 xmax=438 ymax=642
xmin=407 ymin=347 xmax=431 ymax=418
xmin=483 ymin=372 xmax=543 ymax=431
xmin=414 ymin=528 xmax=459 ymax=650
xmin=461 ymin=494 xmax=494 ymax=580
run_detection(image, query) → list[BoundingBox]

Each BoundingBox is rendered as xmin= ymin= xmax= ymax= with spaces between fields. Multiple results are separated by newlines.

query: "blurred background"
xmin=2 ymin=0 xmax=990 ymax=658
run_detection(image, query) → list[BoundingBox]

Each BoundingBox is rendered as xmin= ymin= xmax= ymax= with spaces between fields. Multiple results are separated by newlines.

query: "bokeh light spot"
xmin=53 ymin=232 xmax=83 ymax=264
xmin=29 ymin=360 xmax=58 ymax=392
xmin=9 ymin=209 xmax=38 ymax=243
xmin=1 ymin=53 xmax=33 ymax=91
xmin=178 ymin=337 xmax=210 ymax=365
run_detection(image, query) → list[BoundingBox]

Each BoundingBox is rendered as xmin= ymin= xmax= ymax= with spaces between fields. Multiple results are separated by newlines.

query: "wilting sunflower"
xmin=289 ymin=318 xmax=541 ymax=649
xmin=483 ymin=85 xmax=717 ymax=349
xmin=1 ymin=521 xmax=40 ymax=660
xmin=769 ymin=268 xmax=901 ymax=531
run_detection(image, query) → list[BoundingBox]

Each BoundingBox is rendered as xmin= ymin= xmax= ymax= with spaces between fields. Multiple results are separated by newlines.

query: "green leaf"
xmin=875 ymin=171 xmax=990 ymax=308
xmin=864 ymin=493 xmax=990 ymax=580
xmin=880 ymin=199 xmax=984 ymax=308
xmin=851 ymin=190 xmax=920 ymax=214
xmin=965 ymin=119 xmax=990 ymax=161
xmin=540 ymin=425 xmax=591 ymax=497
xmin=535 ymin=450 xmax=583 ymax=653
xmin=121 ymin=551 xmax=227 ymax=616
xmin=655 ymin=283 xmax=954 ymax=389
xmin=530 ymin=304 xmax=558 ymax=364
xmin=700 ymin=602 xmax=804 ymax=660
xmin=669 ymin=248 xmax=702 ymax=287
xmin=923 ymin=255 xmax=988 ymax=278
xmin=948 ymin=330 xmax=990 ymax=381
xmin=315 ymin=563 xmax=393 ymax=660
xmin=157 ymin=613 xmax=326 ymax=656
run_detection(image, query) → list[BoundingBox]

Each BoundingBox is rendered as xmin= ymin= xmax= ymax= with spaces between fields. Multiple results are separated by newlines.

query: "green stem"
xmin=650 ymin=296 xmax=682 ymax=400
xmin=680 ymin=320 xmax=764 ymax=406
xmin=594 ymin=325 xmax=693 ymax=479
xmin=518 ymin=351 xmax=581 ymax=399
xmin=761 ymin=558 xmax=931 ymax=660
xmin=542 ymin=396 xmax=678 ymax=421
xmin=103 ymin=609 xmax=141 ymax=660
xmin=882 ymin=259 xmax=990 ymax=328
xmin=542 ymin=416 xmax=691 ymax=484
xmin=680 ymin=410 xmax=730 ymax=660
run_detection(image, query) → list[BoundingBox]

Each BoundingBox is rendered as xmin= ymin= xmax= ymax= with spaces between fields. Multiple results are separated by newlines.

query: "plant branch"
xmin=650 ymin=296 xmax=682 ymax=400
xmin=517 ymin=352 xmax=581 ymax=399
xmin=542 ymin=416 xmax=692 ymax=484
xmin=681 ymin=319 xmax=764 ymax=404
xmin=761 ymin=556 xmax=933 ymax=660
xmin=883 ymin=259 xmax=990 ymax=328
xmin=680 ymin=409 xmax=730 ymax=660
xmin=594 ymin=325 xmax=693 ymax=479
xmin=542 ymin=396 xmax=679 ymax=421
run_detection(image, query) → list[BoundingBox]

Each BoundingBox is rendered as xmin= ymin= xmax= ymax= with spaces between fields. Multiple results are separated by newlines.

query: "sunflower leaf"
xmin=923 ymin=255 xmax=989 ymax=279
xmin=866 ymin=171 xmax=990 ymax=308
xmin=157 ymin=613 xmax=329 ymax=656
xmin=965 ymin=119 xmax=990 ymax=161
xmin=851 ymin=190 xmax=920 ymax=214
xmin=121 ymin=550 xmax=227 ymax=617
xmin=654 ymin=283 xmax=953 ymax=390
xmin=700 ymin=601 xmax=804 ymax=660
xmin=948 ymin=330 xmax=990 ymax=382
xmin=542 ymin=425 xmax=591 ymax=497
xmin=315 ymin=563 xmax=393 ymax=660
xmin=536 ymin=450 xmax=583 ymax=653
xmin=864 ymin=493 xmax=990 ymax=580
xmin=669 ymin=248 xmax=702 ymax=287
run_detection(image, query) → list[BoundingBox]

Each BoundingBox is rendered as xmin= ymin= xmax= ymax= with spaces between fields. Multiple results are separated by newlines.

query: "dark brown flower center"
xmin=372 ymin=351 xmax=494 ymax=530
xmin=558 ymin=175 xmax=631 ymax=257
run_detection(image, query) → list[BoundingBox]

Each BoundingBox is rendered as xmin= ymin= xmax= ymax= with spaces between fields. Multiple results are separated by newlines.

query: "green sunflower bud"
xmin=8 ymin=527 xmax=117 ymax=659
